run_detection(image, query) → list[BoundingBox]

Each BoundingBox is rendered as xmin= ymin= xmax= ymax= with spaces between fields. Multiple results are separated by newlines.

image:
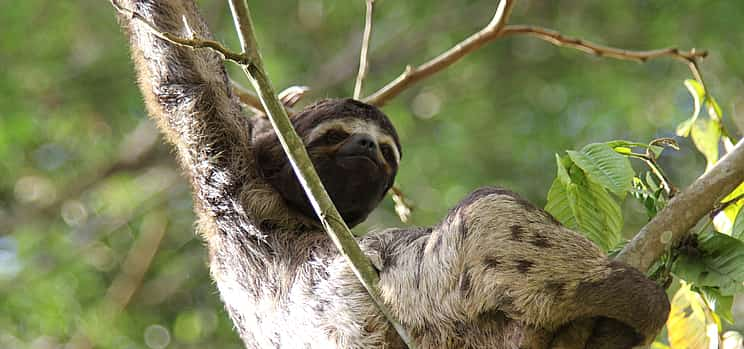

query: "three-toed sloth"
xmin=116 ymin=0 xmax=670 ymax=348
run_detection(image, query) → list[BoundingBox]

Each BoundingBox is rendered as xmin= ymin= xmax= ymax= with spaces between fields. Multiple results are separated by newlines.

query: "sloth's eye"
xmin=380 ymin=144 xmax=396 ymax=164
xmin=323 ymin=129 xmax=350 ymax=144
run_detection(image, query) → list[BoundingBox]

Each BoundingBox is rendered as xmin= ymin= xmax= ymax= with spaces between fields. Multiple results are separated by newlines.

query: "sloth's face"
xmin=256 ymin=99 xmax=401 ymax=228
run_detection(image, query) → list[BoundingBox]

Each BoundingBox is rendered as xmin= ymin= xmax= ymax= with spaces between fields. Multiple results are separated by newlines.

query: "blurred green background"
xmin=1 ymin=1 xmax=743 ymax=348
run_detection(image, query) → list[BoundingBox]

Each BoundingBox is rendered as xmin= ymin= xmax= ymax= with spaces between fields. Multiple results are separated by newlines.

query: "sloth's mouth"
xmin=336 ymin=154 xmax=380 ymax=170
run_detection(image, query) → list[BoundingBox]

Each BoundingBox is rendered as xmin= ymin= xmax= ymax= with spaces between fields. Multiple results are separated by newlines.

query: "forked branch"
xmin=363 ymin=2 xmax=708 ymax=107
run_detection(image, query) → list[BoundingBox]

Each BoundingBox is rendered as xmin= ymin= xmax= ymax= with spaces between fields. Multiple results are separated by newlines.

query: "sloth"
xmin=115 ymin=0 xmax=670 ymax=348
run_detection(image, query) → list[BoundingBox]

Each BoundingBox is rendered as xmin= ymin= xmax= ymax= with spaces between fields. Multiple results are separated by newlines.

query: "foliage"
xmin=544 ymin=74 xmax=743 ymax=345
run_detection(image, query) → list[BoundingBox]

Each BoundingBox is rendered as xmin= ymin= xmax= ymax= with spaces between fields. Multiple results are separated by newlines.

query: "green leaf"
xmin=555 ymin=153 xmax=571 ymax=185
xmin=673 ymin=231 xmax=744 ymax=295
xmin=545 ymin=165 xmax=623 ymax=251
xmin=606 ymin=140 xmax=649 ymax=149
xmin=690 ymin=118 xmax=721 ymax=171
xmin=567 ymin=143 xmax=634 ymax=197
xmin=720 ymin=182 xmax=744 ymax=240
xmin=700 ymin=287 xmax=734 ymax=324
xmin=732 ymin=206 xmax=744 ymax=241
xmin=676 ymin=79 xmax=705 ymax=137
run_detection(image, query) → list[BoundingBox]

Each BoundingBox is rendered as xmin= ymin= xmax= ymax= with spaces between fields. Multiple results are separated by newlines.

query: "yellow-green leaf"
xmin=690 ymin=118 xmax=721 ymax=171
xmin=667 ymin=283 xmax=718 ymax=349
xmin=677 ymin=79 xmax=705 ymax=137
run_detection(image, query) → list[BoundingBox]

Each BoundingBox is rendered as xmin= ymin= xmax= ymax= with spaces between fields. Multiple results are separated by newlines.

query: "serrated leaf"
xmin=666 ymin=283 xmax=717 ymax=349
xmin=673 ymin=231 xmax=744 ymax=295
xmin=545 ymin=167 xmax=622 ymax=251
xmin=690 ymin=118 xmax=721 ymax=171
xmin=567 ymin=143 xmax=634 ymax=197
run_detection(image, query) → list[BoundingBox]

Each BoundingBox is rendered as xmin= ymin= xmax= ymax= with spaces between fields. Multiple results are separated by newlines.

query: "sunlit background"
xmin=1 ymin=1 xmax=743 ymax=348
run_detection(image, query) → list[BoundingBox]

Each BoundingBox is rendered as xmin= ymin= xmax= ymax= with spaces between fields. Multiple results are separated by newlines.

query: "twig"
xmin=363 ymin=3 xmax=709 ymax=107
xmin=110 ymin=0 xmax=249 ymax=65
xmin=226 ymin=0 xmax=415 ymax=347
xmin=390 ymin=186 xmax=414 ymax=223
xmin=363 ymin=0 xmax=515 ymax=106
xmin=353 ymin=0 xmax=375 ymax=99
xmin=501 ymin=25 xmax=707 ymax=64
xmin=230 ymin=79 xmax=265 ymax=112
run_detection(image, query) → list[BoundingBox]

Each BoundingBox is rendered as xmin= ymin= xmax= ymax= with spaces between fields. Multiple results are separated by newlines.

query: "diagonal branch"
xmin=226 ymin=0 xmax=415 ymax=347
xmin=353 ymin=0 xmax=375 ymax=99
xmin=618 ymin=140 xmax=744 ymax=271
xmin=363 ymin=0 xmax=515 ymax=106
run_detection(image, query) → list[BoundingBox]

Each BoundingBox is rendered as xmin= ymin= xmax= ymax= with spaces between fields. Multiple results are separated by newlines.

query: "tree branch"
xmin=226 ymin=0 xmax=415 ymax=347
xmin=501 ymin=25 xmax=707 ymax=64
xmin=111 ymin=0 xmax=249 ymax=64
xmin=353 ymin=0 xmax=375 ymax=99
xmin=363 ymin=0 xmax=515 ymax=106
xmin=363 ymin=1 xmax=708 ymax=107
xmin=618 ymin=139 xmax=744 ymax=271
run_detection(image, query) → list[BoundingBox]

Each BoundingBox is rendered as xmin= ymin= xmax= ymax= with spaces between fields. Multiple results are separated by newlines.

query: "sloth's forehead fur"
xmin=291 ymin=98 xmax=402 ymax=159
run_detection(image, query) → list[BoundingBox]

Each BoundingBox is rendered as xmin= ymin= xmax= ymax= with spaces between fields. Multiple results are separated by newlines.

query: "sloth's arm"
xmin=117 ymin=0 xmax=251 ymax=218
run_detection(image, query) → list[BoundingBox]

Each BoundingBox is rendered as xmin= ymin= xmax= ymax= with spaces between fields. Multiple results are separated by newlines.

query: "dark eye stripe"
xmin=309 ymin=129 xmax=349 ymax=146
xmin=380 ymin=144 xmax=397 ymax=164
xmin=325 ymin=129 xmax=349 ymax=144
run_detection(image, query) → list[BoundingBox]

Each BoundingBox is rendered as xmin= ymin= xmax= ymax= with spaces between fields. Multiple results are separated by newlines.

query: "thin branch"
xmin=111 ymin=0 xmax=249 ymax=65
xmin=231 ymin=79 xmax=265 ymax=112
xmin=226 ymin=0 xmax=415 ymax=347
xmin=501 ymin=25 xmax=707 ymax=64
xmin=353 ymin=0 xmax=375 ymax=99
xmin=363 ymin=0 xmax=515 ymax=106
xmin=390 ymin=186 xmax=414 ymax=223
xmin=363 ymin=2 xmax=709 ymax=107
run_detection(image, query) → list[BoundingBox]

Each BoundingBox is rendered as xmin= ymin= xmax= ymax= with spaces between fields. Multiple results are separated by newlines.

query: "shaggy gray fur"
xmin=117 ymin=1 xmax=670 ymax=348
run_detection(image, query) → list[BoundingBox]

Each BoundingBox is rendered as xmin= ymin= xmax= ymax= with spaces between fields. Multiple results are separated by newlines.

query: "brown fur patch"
xmin=510 ymin=225 xmax=526 ymax=242
xmin=515 ymin=259 xmax=535 ymax=273
xmin=530 ymin=232 xmax=551 ymax=248
xmin=483 ymin=256 xmax=502 ymax=270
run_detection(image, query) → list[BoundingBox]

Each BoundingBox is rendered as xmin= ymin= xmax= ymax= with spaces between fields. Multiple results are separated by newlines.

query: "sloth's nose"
xmin=339 ymin=133 xmax=378 ymax=158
